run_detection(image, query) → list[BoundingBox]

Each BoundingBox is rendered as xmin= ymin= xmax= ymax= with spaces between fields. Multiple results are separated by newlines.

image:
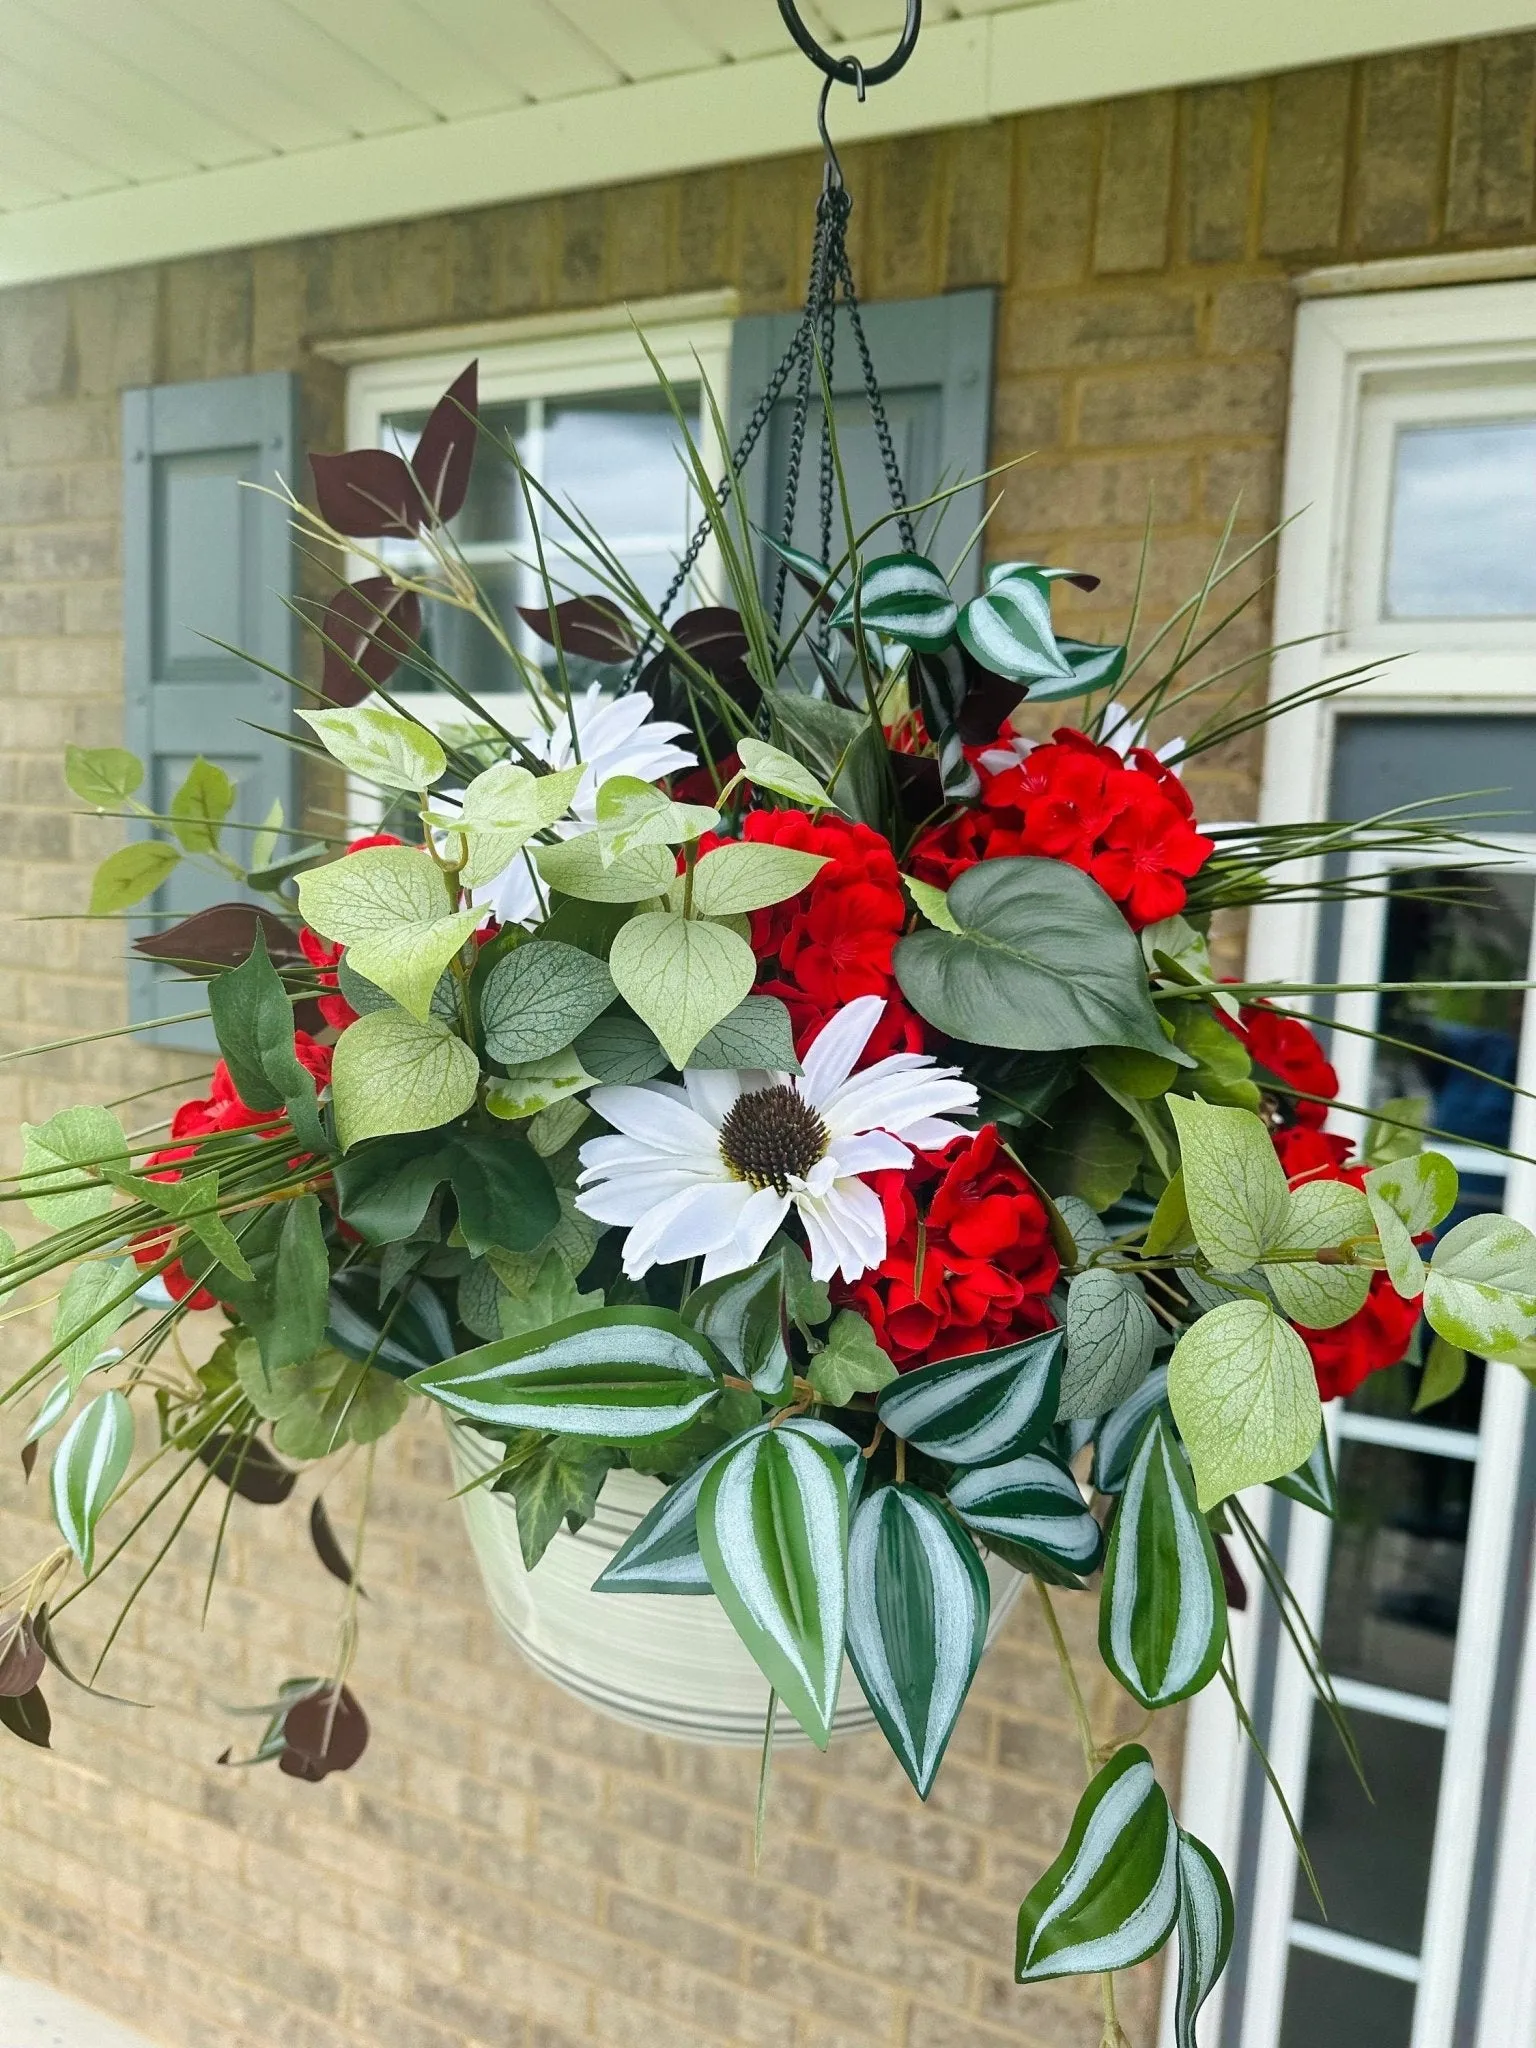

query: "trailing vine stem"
xmin=1033 ymin=1579 xmax=1129 ymax=2048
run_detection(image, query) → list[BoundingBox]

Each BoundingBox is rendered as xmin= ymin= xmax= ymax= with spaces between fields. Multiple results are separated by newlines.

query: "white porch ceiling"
xmin=0 ymin=0 xmax=1533 ymax=288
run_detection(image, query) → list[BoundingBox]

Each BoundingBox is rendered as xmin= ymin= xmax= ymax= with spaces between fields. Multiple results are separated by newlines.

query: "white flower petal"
xmin=735 ymin=1186 xmax=792 ymax=1266
xmin=827 ymin=1131 xmax=913 ymax=1177
xmin=586 ymin=1084 xmax=721 ymax=1158
xmin=799 ymin=995 xmax=887 ymax=1107
xmin=822 ymin=1066 xmax=978 ymax=1140
xmin=798 ymin=1176 xmax=888 ymax=1284
xmin=623 ymin=1178 xmax=751 ymax=1277
xmin=574 ymin=1166 xmax=714 ymax=1229
xmin=683 ymin=1068 xmax=744 ymax=1129
xmin=901 ymin=1117 xmax=972 ymax=1149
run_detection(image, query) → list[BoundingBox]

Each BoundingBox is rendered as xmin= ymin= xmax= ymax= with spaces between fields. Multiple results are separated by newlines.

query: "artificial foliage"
xmin=3 ymin=359 xmax=1534 ymax=2044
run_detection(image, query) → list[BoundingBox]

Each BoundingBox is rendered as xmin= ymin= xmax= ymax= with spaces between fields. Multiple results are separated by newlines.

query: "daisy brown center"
xmin=717 ymin=1084 xmax=828 ymax=1194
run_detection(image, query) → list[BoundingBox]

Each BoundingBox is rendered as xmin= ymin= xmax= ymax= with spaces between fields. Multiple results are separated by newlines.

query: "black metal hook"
xmin=777 ymin=0 xmax=921 ymax=90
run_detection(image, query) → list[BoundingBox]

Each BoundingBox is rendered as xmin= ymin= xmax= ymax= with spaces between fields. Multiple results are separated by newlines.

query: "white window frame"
xmin=1165 ymin=278 xmax=1536 ymax=2048
xmin=342 ymin=292 xmax=737 ymax=735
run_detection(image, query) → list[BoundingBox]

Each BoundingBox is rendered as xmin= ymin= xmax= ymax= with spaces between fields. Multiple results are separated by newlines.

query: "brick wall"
xmin=2 ymin=30 xmax=1534 ymax=2048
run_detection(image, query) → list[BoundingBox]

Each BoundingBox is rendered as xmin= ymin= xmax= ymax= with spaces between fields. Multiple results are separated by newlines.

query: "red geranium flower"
xmin=908 ymin=721 xmax=1213 ymax=931
xmin=1227 ymin=1004 xmax=1338 ymax=1130
xmin=720 ymin=808 xmax=928 ymax=1061
xmin=834 ymin=1126 xmax=1060 ymax=1368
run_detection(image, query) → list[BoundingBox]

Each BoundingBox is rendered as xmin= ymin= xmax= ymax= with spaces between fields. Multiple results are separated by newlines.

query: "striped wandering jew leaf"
xmin=827 ymin=552 xmax=959 ymax=653
xmin=876 ymin=1329 xmax=1063 ymax=1467
xmin=1015 ymin=1743 xmax=1179 ymax=1983
xmin=1024 ymin=637 xmax=1128 ymax=703
xmin=682 ymin=1255 xmax=791 ymax=1400
xmin=957 ymin=577 xmax=1073 ymax=685
xmin=410 ymin=1308 xmax=724 ymax=1441
xmin=1090 ymin=1365 xmax=1171 ymax=1495
xmin=1173 ymin=1830 xmax=1235 ymax=2048
xmin=1268 ymin=1429 xmax=1336 ymax=1517
xmin=1099 ymin=1416 xmax=1226 ymax=1710
xmin=595 ymin=1418 xmax=863 ymax=1596
xmin=50 ymin=1389 xmax=134 ymax=1575
xmin=947 ymin=1450 xmax=1103 ymax=1582
xmin=845 ymin=1484 xmax=989 ymax=1799
xmin=698 ymin=1425 xmax=849 ymax=1748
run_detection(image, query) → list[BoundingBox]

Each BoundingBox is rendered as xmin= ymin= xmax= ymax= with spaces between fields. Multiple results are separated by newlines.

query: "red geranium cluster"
xmin=1227 ymin=1004 xmax=1419 ymax=1401
xmin=727 ymin=809 xmax=929 ymax=1061
xmin=834 ymin=1125 xmax=1059 ymax=1368
xmin=909 ymin=724 xmax=1214 ymax=930
xmin=131 ymin=1035 xmax=334 ymax=1310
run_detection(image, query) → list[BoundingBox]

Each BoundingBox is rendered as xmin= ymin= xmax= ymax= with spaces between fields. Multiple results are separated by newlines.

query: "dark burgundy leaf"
xmin=672 ymin=606 xmax=751 ymax=666
xmin=309 ymin=1498 xmax=366 ymax=1597
xmin=892 ymin=751 xmax=943 ymax=826
xmin=310 ymin=449 xmax=421 ymax=539
xmin=1215 ymin=1533 xmax=1248 ymax=1611
xmin=516 ymin=597 xmax=638 ymax=665
xmin=955 ymin=672 xmax=1028 ymax=745
xmin=0 ymin=1615 xmax=45 ymax=1698
xmin=20 ymin=1441 xmax=36 ymax=1481
xmin=410 ymin=362 xmax=478 ymax=525
xmin=0 ymin=1684 xmax=50 ymax=1749
xmin=196 ymin=1432 xmax=298 ymax=1505
xmin=134 ymin=903 xmax=307 ymax=977
xmin=280 ymin=1685 xmax=369 ymax=1780
xmin=319 ymin=578 xmax=423 ymax=705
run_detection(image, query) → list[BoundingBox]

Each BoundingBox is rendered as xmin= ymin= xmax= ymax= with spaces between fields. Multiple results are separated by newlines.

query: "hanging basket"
xmin=449 ymin=1421 xmax=1025 ymax=1745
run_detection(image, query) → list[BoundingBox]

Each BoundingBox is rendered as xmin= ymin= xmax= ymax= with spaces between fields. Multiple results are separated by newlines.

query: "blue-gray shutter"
xmin=728 ymin=288 xmax=995 ymax=601
xmin=122 ymin=371 xmax=298 ymax=1049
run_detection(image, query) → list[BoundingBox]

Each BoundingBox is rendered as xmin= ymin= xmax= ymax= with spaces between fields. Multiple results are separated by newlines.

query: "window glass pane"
xmin=411 ymin=561 xmax=523 ymax=702
xmin=1292 ymin=1707 xmax=1444 ymax=1949
xmin=1278 ymin=1948 xmax=1416 ymax=2048
xmin=1347 ymin=1353 xmax=1485 ymax=1435
xmin=541 ymin=387 xmax=699 ymax=545
xmin=1374 ymin=868 xmax=1532 ymax=1160
xmin=1319 ymin=1442 xmax=1473 ymax=1700
xmin=1385 ymin=418 xmax=1536 ymax=618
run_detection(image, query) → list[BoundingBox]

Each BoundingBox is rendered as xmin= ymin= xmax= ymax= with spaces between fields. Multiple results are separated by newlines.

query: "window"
xmin=343 ymin=296 xmax=735 ymax=730
xmin=1174 ymin=282 xmax=1536 ymax=2048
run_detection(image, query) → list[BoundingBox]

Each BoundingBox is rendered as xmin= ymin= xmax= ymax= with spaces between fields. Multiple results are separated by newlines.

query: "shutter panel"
xmin=122 ymin=372 xmax=298 ymax=1050
xmin=728 ymin=288 xmax=995 ymax=602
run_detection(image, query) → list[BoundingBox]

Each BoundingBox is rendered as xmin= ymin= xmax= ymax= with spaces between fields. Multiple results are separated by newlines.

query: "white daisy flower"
xmin=472 ymin=685 xmax=696 ymax=925
xmin=573 ymin=995 xmax=978 ymax=1286
xmin=976 ymin=699 xmax=1182 ymax=780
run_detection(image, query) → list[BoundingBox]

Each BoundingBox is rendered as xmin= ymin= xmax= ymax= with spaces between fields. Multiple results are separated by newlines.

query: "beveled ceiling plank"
xmin=0 ymin=2 xmax=267 ymax=167
xmin=31 ymin=0 xmax=351 ymax=152
xmin=619 ymin=0 xmax=809 ymax=67
xmin=0 ymin=59 xmax=196 ymax=183
xmin=0 ymin=166 xmax=57 ymax=212
xmin=408 ymin=0 xmax=620 ymax=102
xmin=546 ymin=0 xmax=717 ymax=81
xmin=150 ymin=0 xmax=441 ymax=134
xmin=279 ymin=0 xmax=528 ymax=118
xmin=0 ymin=119 xmax=116 ymax=202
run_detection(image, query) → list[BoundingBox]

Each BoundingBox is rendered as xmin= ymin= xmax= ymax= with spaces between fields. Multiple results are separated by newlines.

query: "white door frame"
xmin=1165 ymin=277 xmax=1536 ymax=2048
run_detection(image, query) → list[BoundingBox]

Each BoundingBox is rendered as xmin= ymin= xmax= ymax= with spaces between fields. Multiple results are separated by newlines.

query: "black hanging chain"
xmin=622 ymin=0 xmax=922 ymax=688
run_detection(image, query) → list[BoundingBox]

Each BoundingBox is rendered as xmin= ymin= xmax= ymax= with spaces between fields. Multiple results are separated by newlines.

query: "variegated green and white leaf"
xmin=410 ymin=1308 xmax=723 ymax=1441
xmin=1099 ymin=1416 xmax=1226 ymax=1709
xmin=1091 ymin=1366 xmax=1172 ymax=1496
xmin=827 ymin=552 xmax=958 ymax=653
xmin=1269 ymin=1429 xmax=1336 ymax=1516
xmin=594 ymin=1418 xmax=863 ymax=1595
xmin=1364 ymin=1146 xmax=1458 ymax=1302
xmin=51 ymin=1259 xmax=134 ymax=1393
xmin=50 ymin=1389 xmax=134 ymax=1574
xmin=1424 ymin=1213 xmax=1536 ymax=1356
xmin=1172 ymin=1830 xmax=1235 ymax=2048
xmin=845 ymin=1484 xmax=988 ymax=1798
xmin=1059 ymin=1268 xmax=1160 ymax=1420
xmin=957 ymin=577 xmax=1072 ymax=685
xmin=1014 ymin=1743 xmax=1179 ymax=1982
xmin=876 ymin=1329 xmax=1063 ymax=1467
xmin=947 ymin=1451 xmax=1104 ymax=1581
xmin=683 ymin=1255 xmax=792 ymax=1399
xmin=698 ymin=1424 xmax=849 ymax=1748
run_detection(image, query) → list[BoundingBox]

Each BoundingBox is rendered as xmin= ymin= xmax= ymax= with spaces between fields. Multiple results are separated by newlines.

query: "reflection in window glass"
xmin=376 ymin=386 xmax=702 ymax=696
xmin=1374 ymin=868 xmax=1532 ymax=1161
xmin=1320 ymin=1442 xmax=1472 ymax=1700
xmin=1278 ymin=1947 xmax=1416 ymax=2048
xmin=1348 ymin=1353 xmax=1485 ymax=1434
xmin=1292 ymin=1707 xmax=1444 ymax=1950
xmin=1385 ymin=419 xmax=1536 ymax=618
